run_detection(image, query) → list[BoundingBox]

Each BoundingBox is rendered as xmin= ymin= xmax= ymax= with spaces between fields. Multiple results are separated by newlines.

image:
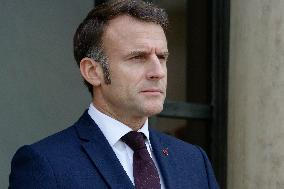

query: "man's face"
xmin=97 ymin=15 xmax=168 ymax=121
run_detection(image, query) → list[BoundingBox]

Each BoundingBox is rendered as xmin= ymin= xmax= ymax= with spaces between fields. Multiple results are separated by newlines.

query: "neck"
xmin=92 ymin=101 xmax=147 ymax=131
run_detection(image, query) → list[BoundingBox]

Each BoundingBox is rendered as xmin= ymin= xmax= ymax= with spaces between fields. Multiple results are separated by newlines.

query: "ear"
xmin=80 ymin=57 xmax=103 ymax=87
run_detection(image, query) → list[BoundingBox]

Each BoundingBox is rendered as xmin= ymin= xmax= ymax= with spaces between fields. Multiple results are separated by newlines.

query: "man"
xmin=9 ymin=0 xmax=219 ymax=188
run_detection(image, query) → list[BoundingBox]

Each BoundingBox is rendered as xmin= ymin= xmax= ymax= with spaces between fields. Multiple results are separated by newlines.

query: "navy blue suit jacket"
xmin=9 ymin=111 xmax=219 ymax=189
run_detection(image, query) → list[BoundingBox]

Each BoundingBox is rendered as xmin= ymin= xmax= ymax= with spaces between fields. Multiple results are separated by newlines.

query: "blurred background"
xmin=1 ymin=0 xmax=284 ymax=188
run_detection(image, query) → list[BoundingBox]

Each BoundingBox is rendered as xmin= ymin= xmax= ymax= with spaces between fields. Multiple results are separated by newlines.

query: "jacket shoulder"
xmin=150 ymin=129 xmax=220 ymax=188
xmin=31 ymin=125 xmax=78 ymax=151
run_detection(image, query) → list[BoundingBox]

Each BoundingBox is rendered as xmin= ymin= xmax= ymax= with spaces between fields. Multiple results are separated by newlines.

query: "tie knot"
xmin=121 ymin=131 xmax=146 ymax=151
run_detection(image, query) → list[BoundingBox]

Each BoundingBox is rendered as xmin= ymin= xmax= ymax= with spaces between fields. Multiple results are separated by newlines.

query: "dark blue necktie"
xmin=121 ymin=131 xmax=161 ymax=189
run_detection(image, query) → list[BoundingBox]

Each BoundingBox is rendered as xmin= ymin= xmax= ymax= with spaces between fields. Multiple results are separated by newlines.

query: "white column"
xmin=228 ymin=0 xmax=284 ymax=188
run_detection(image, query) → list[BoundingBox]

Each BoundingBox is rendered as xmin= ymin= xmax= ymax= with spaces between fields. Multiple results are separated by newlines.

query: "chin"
xmin=143 ymin=103 xmax=164 ymax=116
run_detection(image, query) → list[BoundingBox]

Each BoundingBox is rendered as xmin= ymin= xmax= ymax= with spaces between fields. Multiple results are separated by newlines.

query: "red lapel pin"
xmin=162 ymin=148 xmax=169 ymax=156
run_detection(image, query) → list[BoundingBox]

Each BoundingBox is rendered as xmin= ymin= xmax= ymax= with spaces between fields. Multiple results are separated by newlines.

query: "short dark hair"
xmin=73 ymin=0 xmax=169 ymax=96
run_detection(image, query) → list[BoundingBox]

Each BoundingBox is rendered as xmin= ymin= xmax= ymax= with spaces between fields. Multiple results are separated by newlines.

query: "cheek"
xmin=110 ymin=65 xmax=146 ymax=90
xmin=119 ymin=71 xmax=144 ymax=86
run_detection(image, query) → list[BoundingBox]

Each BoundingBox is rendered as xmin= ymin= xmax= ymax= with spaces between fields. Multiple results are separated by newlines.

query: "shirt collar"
xmin=88 ymin=103 xmax=151 ymax=149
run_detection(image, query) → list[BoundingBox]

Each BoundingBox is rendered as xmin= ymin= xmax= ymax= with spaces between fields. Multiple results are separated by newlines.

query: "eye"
xmin=131 ymin=55 xmax=144 ymax=59
xmin=157 ymin=55 xmax=168 ymax=62
xmin=129 ymin=54 xmax=146 ymax=63
xmin=157 ymin=55 xmax=165 ymax=60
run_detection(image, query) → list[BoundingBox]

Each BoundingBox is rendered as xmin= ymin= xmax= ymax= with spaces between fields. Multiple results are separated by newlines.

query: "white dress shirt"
xmin=88 ymin=103 xmax=165 ymax=188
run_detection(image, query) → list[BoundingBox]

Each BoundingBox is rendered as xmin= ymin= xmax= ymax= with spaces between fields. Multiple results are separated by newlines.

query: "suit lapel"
xmin=75 ymin=111 xmax=134 ymax=189
xmin=150 ymin=129 xmax=182 ymax=189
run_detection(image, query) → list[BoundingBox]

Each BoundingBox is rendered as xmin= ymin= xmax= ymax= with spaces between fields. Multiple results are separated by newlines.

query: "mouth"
xmin=140 ymin=88 xmax=164 ymax=96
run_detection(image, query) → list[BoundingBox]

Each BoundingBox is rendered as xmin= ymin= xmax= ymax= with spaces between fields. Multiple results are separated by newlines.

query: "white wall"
xmin=228 ymin=0 xmax=284 ymax=188
xmin=0 ymin=1 xmax=93 ymax=188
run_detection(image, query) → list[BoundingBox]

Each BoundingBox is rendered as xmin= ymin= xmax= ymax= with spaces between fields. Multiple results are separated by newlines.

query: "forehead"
xmin=102 ymin=15 xmax=168 ymax=53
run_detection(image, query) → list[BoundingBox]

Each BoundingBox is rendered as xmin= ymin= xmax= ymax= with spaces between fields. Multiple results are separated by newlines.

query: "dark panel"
xmin=159 ymin=101 xmax=212 ymax=120
xmin=176 ymin=119 xmax=209 ymax=150
xmin=185 ymin=0 xmax=229 ymax=188
xmin=186 ymin=0 xmax=210 ymax=104
xmin=209 ymin=0 xmax=230 ymax=188
xmin=185 ymin=0 xmax=211 ymax=172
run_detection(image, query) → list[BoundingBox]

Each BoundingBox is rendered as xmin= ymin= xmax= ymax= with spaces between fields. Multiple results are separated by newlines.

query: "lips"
xmin=140 ymin=88 xmax=164 ymax=95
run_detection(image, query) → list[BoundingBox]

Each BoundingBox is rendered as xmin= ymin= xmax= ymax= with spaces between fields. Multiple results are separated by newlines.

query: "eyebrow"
xmin=126 ymin=50 xmax=169 ymax=58
xmin=129 ymin=50 xmax=149 ymax=57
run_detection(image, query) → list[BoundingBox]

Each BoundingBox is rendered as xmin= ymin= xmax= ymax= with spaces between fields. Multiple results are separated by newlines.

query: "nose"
xmin=146 ymin=55 xmax=166 ymax=80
